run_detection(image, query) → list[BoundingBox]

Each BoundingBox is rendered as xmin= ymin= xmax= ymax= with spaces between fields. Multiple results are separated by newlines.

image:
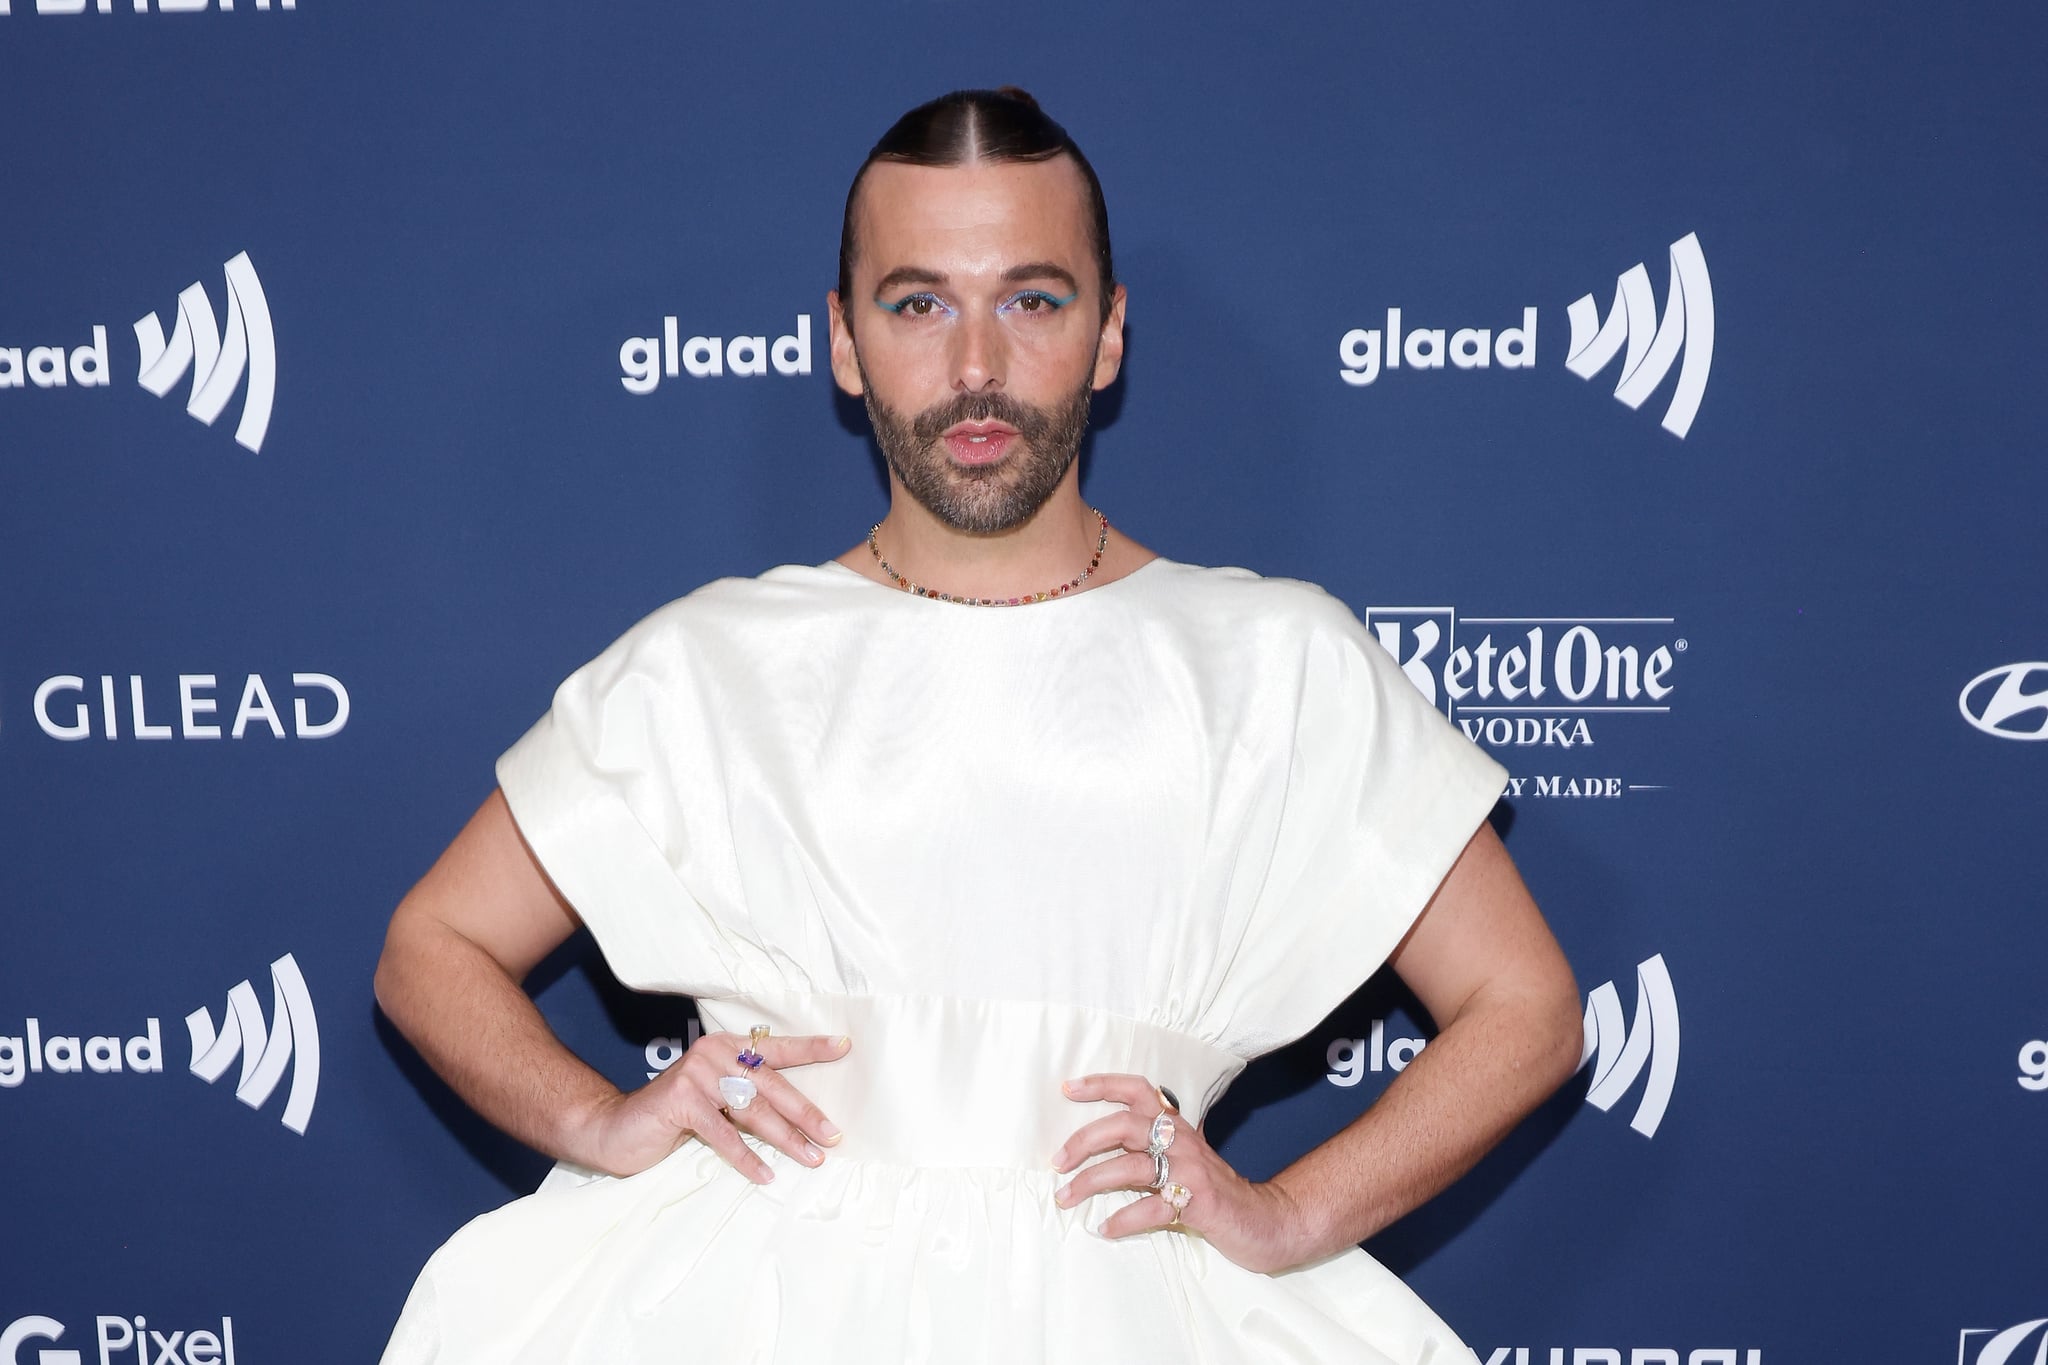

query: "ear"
xmin=1090 ymin=283 xmax=1128 ymax=391
xmin=827 ymin=290 xmax=865 ymax=397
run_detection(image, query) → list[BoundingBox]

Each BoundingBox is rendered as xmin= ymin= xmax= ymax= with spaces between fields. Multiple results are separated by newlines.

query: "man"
xmin=377 ymin=88 xmax=1582 ymax=1363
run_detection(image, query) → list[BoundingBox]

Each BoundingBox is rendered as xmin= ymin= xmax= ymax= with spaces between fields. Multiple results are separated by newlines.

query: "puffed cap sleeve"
xmin=1214 ymin=592 xmax=1508 ymax=1055
xmin=494 ymin=604 xmax=743 ymax=1000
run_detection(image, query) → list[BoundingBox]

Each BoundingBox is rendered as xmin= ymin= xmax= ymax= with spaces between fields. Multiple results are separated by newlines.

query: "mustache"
xmin=909 ymin=392 xmax=1047 ymax=442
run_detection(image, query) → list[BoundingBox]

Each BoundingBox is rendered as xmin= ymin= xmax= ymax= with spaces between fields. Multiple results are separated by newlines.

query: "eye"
xmin=1000 ymin=289 xmax=1077 ymax=316
xmin=877 ymin=292 xmax=951 ymax=319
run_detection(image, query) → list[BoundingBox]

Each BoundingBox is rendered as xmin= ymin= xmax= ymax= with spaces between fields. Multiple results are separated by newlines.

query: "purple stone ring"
xmin=737 ymin=1024 xmax=770 ymax=1070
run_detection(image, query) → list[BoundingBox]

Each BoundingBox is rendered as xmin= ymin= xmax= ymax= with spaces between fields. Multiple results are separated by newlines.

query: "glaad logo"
xmin=0 ymin=251 xmax=275 ymax=453
xmin=186 ymin=953 xmax=320 ymax=1134
xmin=135 ymin=251 xmax=276 ymax=452
xmin=1580 ymin=954 xmax=1680 ymax=1139
xmin=1325 ymin=1020 xmax=1429 ymax=1085
xmin=644 ymin=1020 xmax=704 ymax=1080
xmin=1959 ymin=662 xmax=2048 ymax=741
xmin=619 ymin=315 xmax=812 ymax=394
xmin=1325 ymin=955 xmax=1679 ymax=1138
xmin=1482 ymin=1350 xmax=1758 ymax=1364
xmin=2020 ymin=1040 xmax=2048 ymax=1092
xmin=1365 ymin=606 xmax=1681 ymax=798
xmin=0 ymin=953 xmax=318 ymax=1136
xmin=29 ymin=671 xmax=348 ymax=741
xmin=1564 ymin=232 xmax=1715 ymax=439
xmin=1 ymin=0 xmax=292 ymax=13
xmin=1960 ymin=1319 xmax=2048 ymax=1365
xmin=1336 ymin=232 xmax=1713 ymax=439
xmin=0 ymin=1313 xmax=240 ymax=1365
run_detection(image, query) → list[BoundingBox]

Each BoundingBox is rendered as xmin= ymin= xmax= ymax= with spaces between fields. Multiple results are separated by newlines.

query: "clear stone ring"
xmin=1147 ymin=1113 xmax=1176 ymax=1156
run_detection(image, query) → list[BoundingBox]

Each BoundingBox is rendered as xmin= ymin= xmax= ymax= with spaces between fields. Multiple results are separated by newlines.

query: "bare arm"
xmin=373 ymin=789 xmax=847 ymax=1180
xmin=372 ymin=789 xmax=613 ymax=1164
xmin=1057 ymin=820 xmax=1581 ymax=1271
xmin=1265 ymin=820 xmax=1582 ymax=1258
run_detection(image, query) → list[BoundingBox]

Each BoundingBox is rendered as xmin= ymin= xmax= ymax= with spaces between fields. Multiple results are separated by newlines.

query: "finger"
xmin=758 ymin=1033 xmax=854 ymax=1071
xmin=1052 ymin=1151 xmax=1160 ymax=1210
xmin=750 ymin=1065 xmax=845 ymax=1149
xmin=690 ymin=1106 xmax=777 ymax=1185
xmin=727 ymin=1098 xmax=828 ymax=1168
xmin=1061 ymin=1072 xmax=1163 ymax=1110
xmin=1097 ymin=1192 xmax=1179 ymax=1241
xmin=682 ymin=1034 xmax=849 ymax=1144
xmin=1051 ymin=1110 xmax=1157 ymax=1172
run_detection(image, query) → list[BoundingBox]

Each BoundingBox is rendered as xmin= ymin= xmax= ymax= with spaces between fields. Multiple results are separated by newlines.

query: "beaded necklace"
xmin=867 ymin=508 xmax=1110 ymax=606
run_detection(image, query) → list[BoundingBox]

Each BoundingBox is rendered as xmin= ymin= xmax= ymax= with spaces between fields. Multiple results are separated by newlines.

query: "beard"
xmin=861 ymin=366 xmax=1094 ymax=535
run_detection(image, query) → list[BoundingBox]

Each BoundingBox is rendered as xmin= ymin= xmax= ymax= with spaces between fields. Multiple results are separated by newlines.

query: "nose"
xmin=950 ymin=308 xmax=1006 ymax=394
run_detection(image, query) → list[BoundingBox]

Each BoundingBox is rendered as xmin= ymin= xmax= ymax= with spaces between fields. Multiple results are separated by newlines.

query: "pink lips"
xmin=942 ymin=422 xmax=1018 ymax=466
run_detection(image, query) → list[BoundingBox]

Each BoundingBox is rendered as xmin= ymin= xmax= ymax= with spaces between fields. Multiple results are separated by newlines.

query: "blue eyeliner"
xmin=873 ymin=290 xmax=1078 ymax=315
xmin=1010 ymin=290 xmax=1078 ymax=308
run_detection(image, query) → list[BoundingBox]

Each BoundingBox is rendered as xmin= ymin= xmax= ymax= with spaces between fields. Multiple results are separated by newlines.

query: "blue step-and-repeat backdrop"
xmin=3 ymin=4 xmax=2043 ymax=1363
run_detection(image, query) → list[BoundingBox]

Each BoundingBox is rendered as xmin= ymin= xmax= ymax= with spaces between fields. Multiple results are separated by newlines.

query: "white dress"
xmin=382 ymin=556 xmax=1507 ymax=1365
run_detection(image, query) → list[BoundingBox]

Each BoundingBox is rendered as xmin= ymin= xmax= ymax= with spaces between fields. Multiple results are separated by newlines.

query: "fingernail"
xmin=818 ymin=1119 xmax=842 ymax=1141
xmin=834 ymin=1035 xmax=852 ymax=1050
xmin=804 ymin=1142 xmax=824 ymax=1163
xmin=1060 ymin=1078 xmax=1077 ymax=1094
xmin=1053 ymin=1183 xmax=1071 ymax=1206
xmin=1050 ymin=1152 xmax=1066 ymax=1173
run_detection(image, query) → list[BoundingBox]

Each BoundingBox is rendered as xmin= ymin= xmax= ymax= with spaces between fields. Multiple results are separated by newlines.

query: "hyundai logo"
xmin=1959 ymin=662 xmax=2048 ymax=741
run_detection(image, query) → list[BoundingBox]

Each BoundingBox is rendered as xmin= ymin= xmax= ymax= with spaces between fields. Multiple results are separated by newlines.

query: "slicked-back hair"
xmin=838 ymin=88 xmax=1116 ymax=326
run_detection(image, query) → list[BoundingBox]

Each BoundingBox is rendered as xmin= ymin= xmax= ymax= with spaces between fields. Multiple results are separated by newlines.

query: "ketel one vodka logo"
xmin=1365 ymin=607 xmax=1682 ymax=800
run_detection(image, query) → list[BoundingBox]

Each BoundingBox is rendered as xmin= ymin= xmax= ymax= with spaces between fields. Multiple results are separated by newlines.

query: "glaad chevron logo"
xmin=1959 ymin=662 xmax=2048 ymax=741
xmin=1578 ymin=953 xmax=1680 ymax=1139
xmin=1565 ymin=232 xmax=1715 ymax=439
xmin=135 ymin=251 xmax=276 ymax=453
xmin=1335 ymin=231 xmax=1714 ymax=439
xmin=1959 ymin=1319 xmax=2048 ymax=1365
xmin=185 ymin=953 xmax=319 ymax=1134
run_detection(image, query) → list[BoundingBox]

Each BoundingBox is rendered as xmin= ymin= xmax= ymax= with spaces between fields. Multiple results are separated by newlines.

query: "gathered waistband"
xmin=691 ymin=992 xmax=1246 ymax=1172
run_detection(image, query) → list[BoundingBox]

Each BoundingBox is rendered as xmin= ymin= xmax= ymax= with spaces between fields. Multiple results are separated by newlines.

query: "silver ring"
xmin=1147 ymin=1113 xmax=1177 ymax=1155
xmin=1150 ymin=1150 xmax=1170 ymax=1191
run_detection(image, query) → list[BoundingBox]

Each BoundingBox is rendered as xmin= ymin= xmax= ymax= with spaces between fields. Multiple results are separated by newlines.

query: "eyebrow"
xmin=871 ymin=261 xmax=1082 ymax=297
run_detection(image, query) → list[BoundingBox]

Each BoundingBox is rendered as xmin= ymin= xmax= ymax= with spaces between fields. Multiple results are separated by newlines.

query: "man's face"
xmin=830 ymin=156 xmax=1126 ymax=535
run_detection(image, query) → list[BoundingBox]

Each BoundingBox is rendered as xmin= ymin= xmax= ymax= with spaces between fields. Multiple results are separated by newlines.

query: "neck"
xmin=872 ymin=486 xmax=1103 ymax=599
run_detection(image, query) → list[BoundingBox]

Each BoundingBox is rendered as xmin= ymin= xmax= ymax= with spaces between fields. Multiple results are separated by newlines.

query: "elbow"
xmin=370 ymin=910 xmax=418 ymax=1026
xmin=1536 ymin=970 xmax=1585 ymax=1094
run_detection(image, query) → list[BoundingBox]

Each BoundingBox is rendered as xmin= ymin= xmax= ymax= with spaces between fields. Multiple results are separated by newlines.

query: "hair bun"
xmin=994 ymin=86 xmax=1042 ymax=110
